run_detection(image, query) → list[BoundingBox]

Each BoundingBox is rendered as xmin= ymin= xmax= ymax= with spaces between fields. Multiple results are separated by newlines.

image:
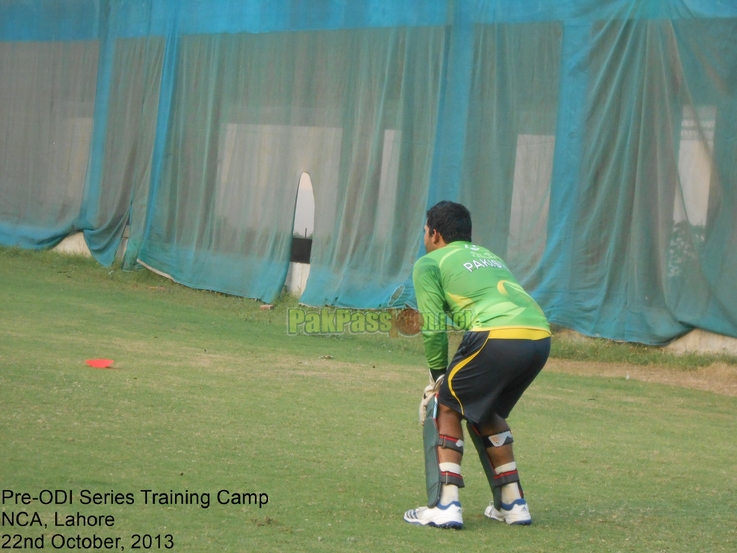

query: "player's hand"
xmin=419 ymin=374 xmax=444 ymax=426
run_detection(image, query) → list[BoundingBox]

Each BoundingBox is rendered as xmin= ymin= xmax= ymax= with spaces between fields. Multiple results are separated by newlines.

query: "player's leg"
xmin=469 ymin=337 xmax=550 ymax=525
xmin=436 ymin=403 xmax=464 ymax=504
xmin=474 ymin=414 xmax=531 ymax=525
xmin=403 ymin=400 xmax=464 ymax=529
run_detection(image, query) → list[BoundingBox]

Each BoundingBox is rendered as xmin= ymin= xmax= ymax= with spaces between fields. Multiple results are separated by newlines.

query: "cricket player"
xmin=403 ymin=201 xmax=551 ymax=529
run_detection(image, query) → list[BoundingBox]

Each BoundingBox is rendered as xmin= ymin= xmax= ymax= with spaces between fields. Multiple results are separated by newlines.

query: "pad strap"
xmin=482 ymin=430 xmax=513 ymax=448
xmin=438 ymin=435 xmax=464 ymax=454
xmin=492 ymin=469 xmax=522 ymax=510
xmin=440 ymin=471 xmax=465 ymax=488
xmin=493 ymin=469 xmax=521 ymax=489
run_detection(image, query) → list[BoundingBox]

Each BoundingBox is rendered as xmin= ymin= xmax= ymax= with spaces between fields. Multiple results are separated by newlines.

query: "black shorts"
xmin=437 ymin=331 xmax=550 ymax=424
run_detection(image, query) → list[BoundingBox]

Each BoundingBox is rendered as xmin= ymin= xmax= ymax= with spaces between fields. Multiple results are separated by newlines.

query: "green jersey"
xmin=412 ymin=241 xmax=550 ymax=370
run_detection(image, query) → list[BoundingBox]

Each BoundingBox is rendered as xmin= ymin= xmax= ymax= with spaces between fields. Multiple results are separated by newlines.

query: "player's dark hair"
xmin=426 ymin=201 xmax=472 ymax=243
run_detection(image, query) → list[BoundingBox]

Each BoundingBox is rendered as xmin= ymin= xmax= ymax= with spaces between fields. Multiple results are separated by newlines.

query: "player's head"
xmin=425 ymin=201 xmax=472 ymax=247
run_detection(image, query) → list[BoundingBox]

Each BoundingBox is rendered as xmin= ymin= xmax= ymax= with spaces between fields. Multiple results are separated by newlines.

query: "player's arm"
xmin=413 ymin=257 xmax=448 ymax=377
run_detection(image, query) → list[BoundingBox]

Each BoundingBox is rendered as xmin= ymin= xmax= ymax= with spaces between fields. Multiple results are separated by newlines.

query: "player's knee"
xmin=437 ymin=403 xmax=463 ymax=425
xmin=478 ymin=413 xmax=510 ymax=435
xmin=438 ymin=402 xmax=460 ymax=415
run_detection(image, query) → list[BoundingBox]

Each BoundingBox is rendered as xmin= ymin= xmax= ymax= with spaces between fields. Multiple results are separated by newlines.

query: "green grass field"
xmin=1 ymin=248 xmax=736 ymax=552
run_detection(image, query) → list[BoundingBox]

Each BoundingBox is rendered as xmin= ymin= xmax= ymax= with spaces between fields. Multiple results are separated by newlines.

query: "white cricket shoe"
xmin=484 ymin=499 xmax=532 ymax=525
xmin=403 ymin=501 xmax=463 ymax=529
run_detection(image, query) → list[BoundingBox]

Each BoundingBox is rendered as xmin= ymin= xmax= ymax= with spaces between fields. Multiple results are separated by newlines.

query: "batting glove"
xmin=419 ymin=374 xmax=444 ymax=426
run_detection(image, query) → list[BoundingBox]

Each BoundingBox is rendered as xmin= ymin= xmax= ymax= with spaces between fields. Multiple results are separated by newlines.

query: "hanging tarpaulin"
xmin=0 ymin=1 xmax=736 ymax=343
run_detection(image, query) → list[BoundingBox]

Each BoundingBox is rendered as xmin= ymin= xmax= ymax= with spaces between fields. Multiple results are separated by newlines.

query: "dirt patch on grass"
xmin=546 ymin=358 xmax=737 ymax=397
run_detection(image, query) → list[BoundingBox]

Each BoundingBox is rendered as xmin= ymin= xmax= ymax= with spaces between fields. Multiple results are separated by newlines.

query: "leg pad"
xmin=466 ymin=422 xmax=497 ymax=493
xmin=424 ymin=398 xmax=464 ymax=507
xmin=467 ymin=423 xmax=522 ymax=510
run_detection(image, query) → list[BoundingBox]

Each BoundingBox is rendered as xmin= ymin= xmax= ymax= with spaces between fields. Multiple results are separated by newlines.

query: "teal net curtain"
xmin=0 ymin=3 xmax=99 ymax=249
xmin=531 ymin=1 xmax=737 ymax=344
xmin=457 ymin=20 xmax=561 ymax=286
xmin=97 ymin=36 xmax=164 ymax=267
xmin=1 ymin=0 xmax=737 ymax=344
xmin=298 ymin=27 xmax=444 ymax=307
xmin=0 ymin=0 xmax=164 ymax=264
xmin=138 ymin=25 xmax=445 ymax=304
